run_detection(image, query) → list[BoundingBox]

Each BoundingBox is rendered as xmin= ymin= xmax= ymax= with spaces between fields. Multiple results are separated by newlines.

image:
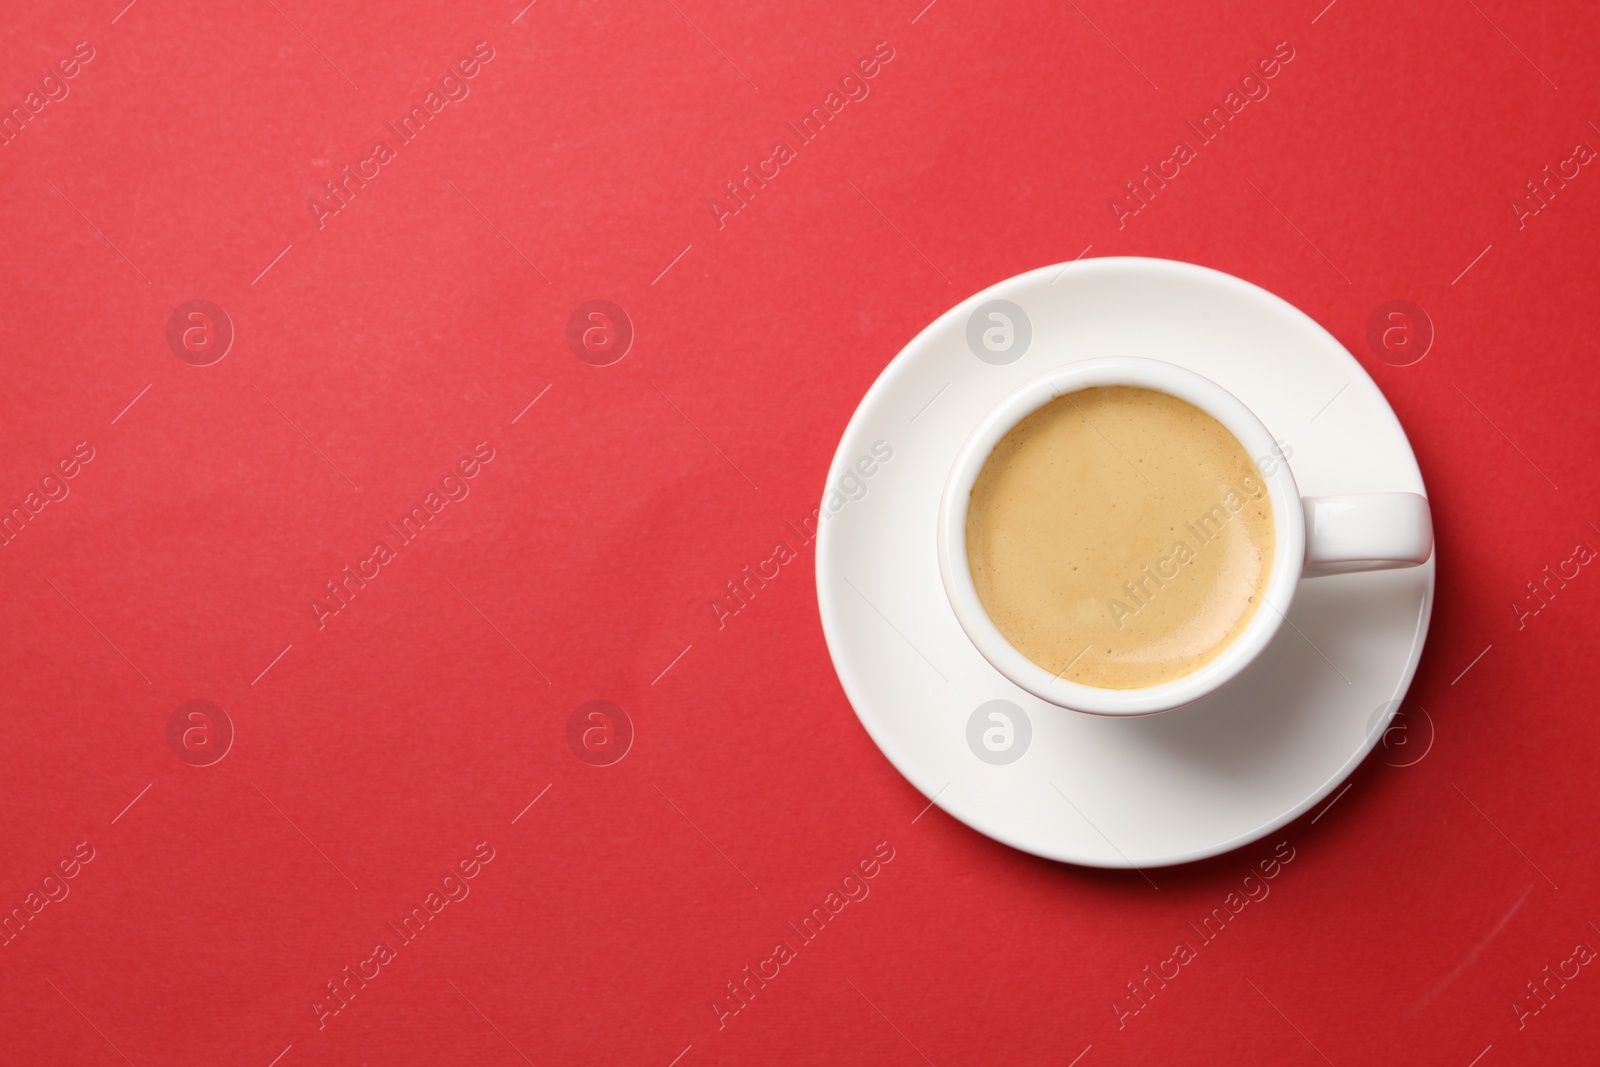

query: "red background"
xmin=2 ymin=0 xmax=1598 ymax=1063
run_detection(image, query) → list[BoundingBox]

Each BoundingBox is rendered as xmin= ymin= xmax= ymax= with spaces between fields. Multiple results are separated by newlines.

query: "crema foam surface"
xmin=966 ymin=385 xmax=1275 ymax=689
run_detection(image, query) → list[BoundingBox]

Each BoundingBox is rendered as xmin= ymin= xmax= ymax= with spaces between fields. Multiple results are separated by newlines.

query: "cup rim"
xmin=936 ymin=357 xmax=1307 ymax=715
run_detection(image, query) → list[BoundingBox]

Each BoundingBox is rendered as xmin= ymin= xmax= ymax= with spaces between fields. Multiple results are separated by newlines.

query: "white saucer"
xmin=816 ymin=257 xmax=1434 ymax=868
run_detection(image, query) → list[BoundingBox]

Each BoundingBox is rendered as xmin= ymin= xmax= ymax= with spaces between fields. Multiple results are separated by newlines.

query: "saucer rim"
xmin=815 ymin=255 xmax=1435 ymax=868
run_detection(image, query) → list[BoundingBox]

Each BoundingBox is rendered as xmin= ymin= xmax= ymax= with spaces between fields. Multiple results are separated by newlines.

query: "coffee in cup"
xmin=937 ymin=357 xmax=1433 ymax=716
xmin=964 ymin=385 xmax=1274 ymax=689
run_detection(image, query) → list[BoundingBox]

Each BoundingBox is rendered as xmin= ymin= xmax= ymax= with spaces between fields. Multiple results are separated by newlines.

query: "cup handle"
xmin=1302 ymin=493 xmax=1433 ymax=578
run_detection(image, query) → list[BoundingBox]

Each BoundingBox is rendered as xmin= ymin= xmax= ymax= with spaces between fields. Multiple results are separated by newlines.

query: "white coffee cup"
xmin=936 ymin=358 xmax=1433 ymax=716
